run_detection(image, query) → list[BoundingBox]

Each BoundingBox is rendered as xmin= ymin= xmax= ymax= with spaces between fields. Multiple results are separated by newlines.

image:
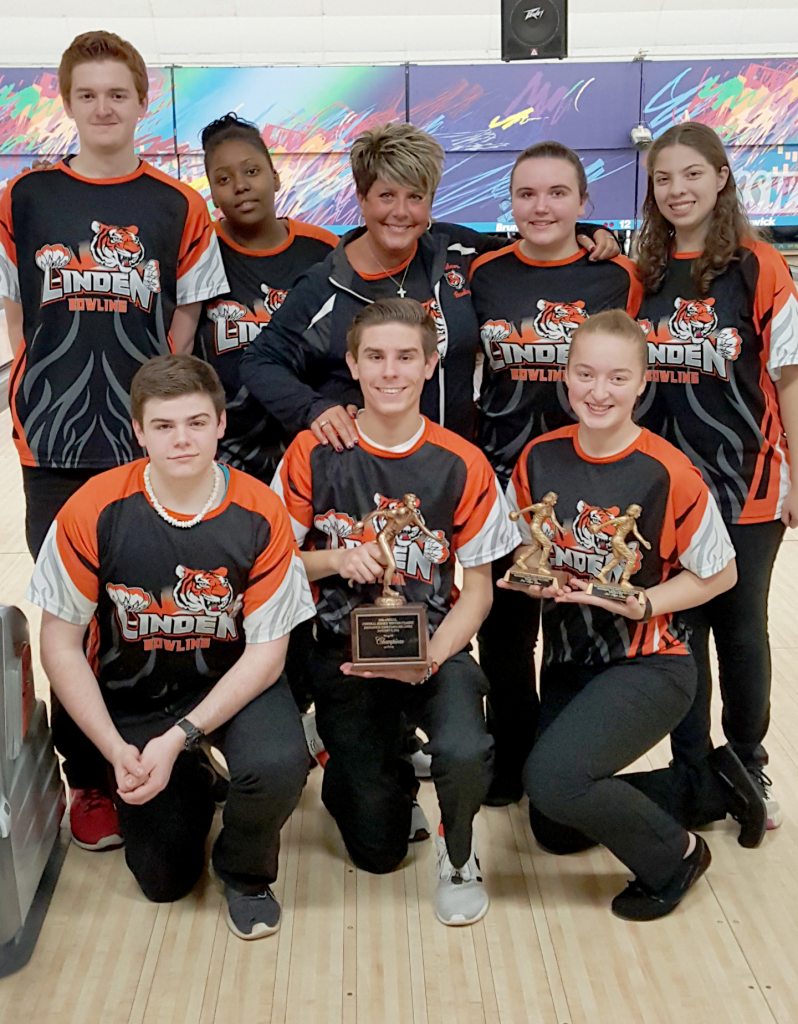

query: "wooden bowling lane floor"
xmin=1 ymin=406 xmax=797 ymax=1024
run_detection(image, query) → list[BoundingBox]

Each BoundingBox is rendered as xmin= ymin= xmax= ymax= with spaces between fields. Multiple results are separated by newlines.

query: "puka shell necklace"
xmin=144 ymin=462 xmax=222 ymax=528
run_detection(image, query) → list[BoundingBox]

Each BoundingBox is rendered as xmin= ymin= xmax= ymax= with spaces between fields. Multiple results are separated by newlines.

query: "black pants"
xmin=477 ymin=553 xmax=540 ymax=786
xmin=524 ymin=654 xmax=696 ymax=892
xmin=675 ymin=519 xmax=784 ymax=769
xmin=311 ymin=644 xmax=494 ymax=873
xmin=112 ymin=677 xmax=308 ymax=902
xmin=622 ymin=519 xmax=785 ymax=828
xmin=23 ymin=464 xmax=109 ymax=791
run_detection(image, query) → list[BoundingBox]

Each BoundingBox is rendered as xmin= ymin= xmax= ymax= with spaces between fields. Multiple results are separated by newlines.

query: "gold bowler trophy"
xmin=349 ymin=494 xmax=434 ymax=673
xmin=505 ymin=491 xmax=563 ymax=589
xmin=586 ymin=503 xmax=651 ymax=604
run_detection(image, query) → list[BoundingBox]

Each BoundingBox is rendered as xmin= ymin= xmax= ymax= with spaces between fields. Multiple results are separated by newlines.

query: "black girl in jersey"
xmin=636 ymin=122 xmax=798 ymax=831
xmin=195 ymin=114 xmax=338 ymax=482
xmin=468 ymin=142 xmax=642 ymax=805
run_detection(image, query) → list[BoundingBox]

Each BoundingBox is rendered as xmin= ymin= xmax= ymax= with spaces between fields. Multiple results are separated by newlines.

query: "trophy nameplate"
xmin=348 ymin=492 xmax=437 ymax=680
xmin=350 ymin=602 xmax=428 ymax=672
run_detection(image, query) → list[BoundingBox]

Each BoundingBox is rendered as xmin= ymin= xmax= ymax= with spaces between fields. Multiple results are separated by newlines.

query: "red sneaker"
xmin=69 ymin=788 xmax=124 ymax=851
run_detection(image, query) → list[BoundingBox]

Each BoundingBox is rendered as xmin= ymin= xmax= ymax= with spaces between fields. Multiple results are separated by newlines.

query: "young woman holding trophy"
xmin=501 ymin=309 xmax=758 ymax=921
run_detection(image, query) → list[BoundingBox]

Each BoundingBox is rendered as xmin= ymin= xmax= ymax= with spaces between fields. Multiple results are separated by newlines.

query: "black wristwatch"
xmin=175 ymin=717 xmax=205 ymax=751
xmin=641 ymin=596 xmax=654 ymax=623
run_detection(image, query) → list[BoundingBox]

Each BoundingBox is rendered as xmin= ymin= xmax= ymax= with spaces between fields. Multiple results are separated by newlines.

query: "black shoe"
xmin=483 ymin=776 xmax=524 ymax=807
xmin=709 ymin=744 xmax=767 ymax=848
xmin=611 ymin=835 xmax=711 ymax=921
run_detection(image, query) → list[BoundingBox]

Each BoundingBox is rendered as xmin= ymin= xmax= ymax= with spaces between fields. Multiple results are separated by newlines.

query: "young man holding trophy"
xmin=502 ymin=309 xmax=764 ymax=921
xmin=271 ymin=298 xmax=518 ymax=927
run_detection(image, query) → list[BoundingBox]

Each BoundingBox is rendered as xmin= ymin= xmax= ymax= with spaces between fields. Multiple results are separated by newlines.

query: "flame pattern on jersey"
xmin=637 ymin=241 xmax=798 ymax=523
xmin=469 ymin=242 xmax=641 ymax=487
xmin=0 ymin=160 xmax=228 ymax=470
xmin=196 ymin=220 xmax=338 ymax=480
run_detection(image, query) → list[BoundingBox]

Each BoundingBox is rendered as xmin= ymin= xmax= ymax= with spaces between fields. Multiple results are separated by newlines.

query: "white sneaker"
xmin=301 ymin=711 xmax=329 ymax=768
xmin=410 ymin=800 xmax=431 ymax=842
xmin=748 ymin=767 xmax=783 ymax=829
xmin=435 ymin=834 xmax=489 ymax=926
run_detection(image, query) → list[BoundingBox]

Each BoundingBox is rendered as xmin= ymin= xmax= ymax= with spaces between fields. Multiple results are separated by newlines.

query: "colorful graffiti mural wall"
xmin=2 ymin=59 xmax=798 ymax=231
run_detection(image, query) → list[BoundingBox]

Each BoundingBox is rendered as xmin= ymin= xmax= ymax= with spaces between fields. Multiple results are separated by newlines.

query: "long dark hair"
xmin=636 ymin=122 xmax=756 ymax=296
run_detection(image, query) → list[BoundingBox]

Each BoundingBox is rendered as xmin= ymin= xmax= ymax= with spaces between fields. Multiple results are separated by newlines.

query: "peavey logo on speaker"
xmin=525 ymin=6 xmax=544 ymax=18
xmin=106 ymin=566 xmax=243 ymax=650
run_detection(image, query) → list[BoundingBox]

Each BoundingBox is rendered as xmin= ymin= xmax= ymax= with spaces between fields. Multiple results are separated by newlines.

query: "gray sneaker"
xmin=224 ymin=884 xmax=281 ymax=940
xmin=435 ymin=834 xmax=489 ymax=926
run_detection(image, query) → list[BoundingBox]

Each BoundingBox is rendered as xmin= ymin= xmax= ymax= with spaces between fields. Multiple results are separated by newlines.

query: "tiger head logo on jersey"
xmin=259 ymin=283 xmax=289 ymax=321
xmin=90 ymin=222 xmax=145 ymax=271
xmin=36 ymin=221 xmax=161 ymax=313
xmin=572 ymin=501 xmax=614 ymax=553
xmin=669 ymin=297 xmax=718 ymax=341
xmin=445 ymin=269 xmax=466 ymax=291
xmin=533 ymin=299 xmax=587 ymax=342
xmin=643 ymin=298 xmax=743 ymax=381
xmin=173 ymin=565 xmax=235 ymax=615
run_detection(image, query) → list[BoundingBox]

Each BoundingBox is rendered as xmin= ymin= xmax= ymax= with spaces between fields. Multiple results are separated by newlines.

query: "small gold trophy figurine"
xmin=586 ymin=503 xmax=651 ymax=604
xmin=349 ymin=494 xmax=432 ymax=674
xmin=505 ymin=491 xmax=563 ymax=589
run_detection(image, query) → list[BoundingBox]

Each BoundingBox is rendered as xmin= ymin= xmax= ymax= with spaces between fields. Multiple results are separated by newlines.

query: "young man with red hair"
xmin=0 ymin=31 xmax=228 ymax=851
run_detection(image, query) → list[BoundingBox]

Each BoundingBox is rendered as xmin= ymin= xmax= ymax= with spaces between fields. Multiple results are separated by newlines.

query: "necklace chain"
xmin=144 ymin=462 xmax=222 ymax=529
xmin=368 ymin=240 xmax=413 ymax=298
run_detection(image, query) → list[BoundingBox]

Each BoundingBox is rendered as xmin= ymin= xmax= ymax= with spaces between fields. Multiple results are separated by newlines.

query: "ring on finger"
xmin=319 ymin=420 xmax=329 ymax=427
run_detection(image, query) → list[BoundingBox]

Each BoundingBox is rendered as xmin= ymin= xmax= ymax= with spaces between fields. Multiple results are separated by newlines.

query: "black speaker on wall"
xmin=501 ymin=0 xmax=568 ymax=61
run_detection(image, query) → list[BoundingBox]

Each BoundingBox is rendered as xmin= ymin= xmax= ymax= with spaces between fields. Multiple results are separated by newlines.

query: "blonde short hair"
xmin=350 ymin=122 xmax=445 ymax=200
xmin=568 ymin=309 xmax=648 ymax=373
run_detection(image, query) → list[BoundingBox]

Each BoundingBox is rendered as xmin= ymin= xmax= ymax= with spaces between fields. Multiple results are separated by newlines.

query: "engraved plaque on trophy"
xmin=349 ymin=494 xmax=431 ymax=677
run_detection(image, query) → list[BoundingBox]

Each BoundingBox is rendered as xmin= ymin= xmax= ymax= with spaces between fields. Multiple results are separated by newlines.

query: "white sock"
xmin=683 ymin=832 xmax=697 ymax=859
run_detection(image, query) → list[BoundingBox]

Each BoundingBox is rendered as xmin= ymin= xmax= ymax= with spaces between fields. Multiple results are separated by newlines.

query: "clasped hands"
xmin=110 ymin=725 xmax=187 ymax=805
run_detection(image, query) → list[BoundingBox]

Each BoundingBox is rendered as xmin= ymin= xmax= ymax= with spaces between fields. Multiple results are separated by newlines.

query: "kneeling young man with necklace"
xmin=28 ymin=354 xmax=315 ymax=940
xmin=271 ymin=298 xmax=519 ymax=926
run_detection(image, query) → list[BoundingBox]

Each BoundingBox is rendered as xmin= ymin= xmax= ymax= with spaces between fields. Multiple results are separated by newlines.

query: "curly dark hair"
xmin=201 ymin=112 xmax=273 ymax=172
xmin=636 ymin=122 xmax=757 ymax=296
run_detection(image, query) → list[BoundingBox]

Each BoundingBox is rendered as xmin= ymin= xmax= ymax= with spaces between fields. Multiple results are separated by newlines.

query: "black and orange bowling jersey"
xmin=508 ymin=425 xmax=734 ymax=667
xmin=469 ymin=244 xmax=643 ymax=487
xmin=637 ymin=240 xmax=798 ymax=524
xmin=272 ymin=417 xmax=519 ymax=639
xmin=195 ymin=219 xmax=337 ymax=481
xmin=26 ymin=460 xmax=314 ymax=716
xmin=0 ymin=160 xmax=228 ymax=471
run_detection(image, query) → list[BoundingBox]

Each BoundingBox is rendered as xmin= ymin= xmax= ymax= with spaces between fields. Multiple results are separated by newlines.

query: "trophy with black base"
xmin=586 ymin=503 xmax=651 ymax=606
xmin=505 ymin=491 xmax=563 ymax=589
xmin=349 ymin=493 xmax=435 ymax=679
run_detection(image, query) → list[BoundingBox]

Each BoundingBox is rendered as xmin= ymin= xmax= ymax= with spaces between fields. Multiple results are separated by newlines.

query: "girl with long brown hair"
xmin=635 ymin=122 xmax=798 ymax=831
